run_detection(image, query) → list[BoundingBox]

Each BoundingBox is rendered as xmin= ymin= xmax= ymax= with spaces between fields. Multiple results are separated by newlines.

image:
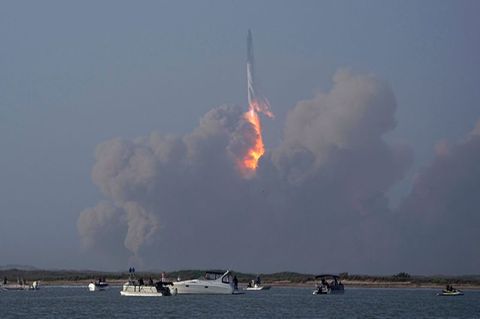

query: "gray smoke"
xmin=78 ymin=69 xmax=415 ymax=273
xmin=396 ymin=120 xmax=480 ymax=274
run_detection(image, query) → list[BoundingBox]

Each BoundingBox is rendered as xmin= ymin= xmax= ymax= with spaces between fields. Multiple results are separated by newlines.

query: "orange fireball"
xmin=240 ymin=98 xmax=272 ymax=176
xmin=243 ymin=105 xmax=265 ymax=170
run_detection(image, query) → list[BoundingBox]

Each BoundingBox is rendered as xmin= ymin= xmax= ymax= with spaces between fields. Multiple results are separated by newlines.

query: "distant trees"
xmin=392 ymin=272 xmax=411 ymax=281
xmin=339 ymin=272 xmax=349 ymax=279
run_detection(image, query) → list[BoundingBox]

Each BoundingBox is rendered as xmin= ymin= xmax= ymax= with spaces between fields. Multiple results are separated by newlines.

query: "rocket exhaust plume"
xmin=241 ymin=30 xmax=273 ymax=176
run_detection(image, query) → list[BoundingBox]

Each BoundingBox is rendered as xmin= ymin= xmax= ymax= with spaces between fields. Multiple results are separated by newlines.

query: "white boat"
xmin=1 ymin=278 xmax=39 ymax=291
xmin=120 ymin=281 xmax=176 ymax=297
xmin=245 ymin=283 xmax=271 ymax=291
xmin=171 ymin=270 xmax=237 ymax=294
xmin=88 ymin=282 xmax=108 ymax=291
xmin=88 ymin=278 xmax=109 ymax=291
xmin=244 ymin=276 xmax=271 ymax=291
xmin=31 ymin=281 xmax=39 ymax=290
xmin=437 ymin=286 xmax=464 ymax=296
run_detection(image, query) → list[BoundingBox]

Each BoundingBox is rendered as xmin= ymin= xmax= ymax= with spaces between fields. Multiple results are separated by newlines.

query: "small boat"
xmin=88 ymin=277 xmax=109 ymax=291
xmin=31 ymin=281 xmax=40 ymax=290
xmin=437 ymin=285 xmax=463 ymax=296
xmin=245 ymin=283 xmax=271 ymax=291
xmin=244 ymin=276 xmax=271 ymax=291
xmin=437 ymin=290 xmax=463 ymax=296
xmin=312 ymin=274 xmax=344 ymax=295
xmin=1 ymin=277 xmax=39 ymax=291
xmin=120 ymin=268 xmax=176 ymax=297
xmin=171 ymin=270 xmax=237 ymax=294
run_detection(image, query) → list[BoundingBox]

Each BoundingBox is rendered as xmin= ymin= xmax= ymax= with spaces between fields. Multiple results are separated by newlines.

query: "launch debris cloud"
xmin=77 ymin=32 xmax=480 ymax=274
xmin=78 ymin=62 xmax=421 ymax=272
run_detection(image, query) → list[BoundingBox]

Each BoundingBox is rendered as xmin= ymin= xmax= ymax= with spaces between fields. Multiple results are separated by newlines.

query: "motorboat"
xmin=171 ymin=270 xmax=237 ymax=294
xmin=312 ymin=274 xmax=344 ymax=295
xmin=1 ymin=278 xmax=39 ymax=291
xmin=120 ymin=268 xmax=176 ymax=296
xmin=438 ymin=290 xmax=463 ymax=296
xmin=120 ymin=280 xmax=176 ymax=297
xmin=437 ymin=285 xmax=463 ymax=296
xmin=88 ymin=278 xmax=109 ymax=291
xmin=244 ymin=276 xmax=271 ymax=291
xmin=245 ymin=283 xmax=271 ymax=291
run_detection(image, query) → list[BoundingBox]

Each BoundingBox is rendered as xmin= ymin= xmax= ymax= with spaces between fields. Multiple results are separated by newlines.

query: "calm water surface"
xmin=1 ymin=286 xmax=479 ymax=318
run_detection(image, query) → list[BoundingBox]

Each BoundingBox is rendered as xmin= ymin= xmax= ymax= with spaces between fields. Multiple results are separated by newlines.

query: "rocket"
xmin=241 ymin=29 xmax=273 ymax=175
xmin=245 ymin=30 xmax=273 ymax=118
xmin=247 ymin=29 xmax=256 ymax=106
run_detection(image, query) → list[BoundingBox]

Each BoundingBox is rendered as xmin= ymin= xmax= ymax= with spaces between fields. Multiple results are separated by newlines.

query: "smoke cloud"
xmin=78 ymin=69 xmax=480 ymax=274
xmin=396 ymin=121 xmax=480 ymax=274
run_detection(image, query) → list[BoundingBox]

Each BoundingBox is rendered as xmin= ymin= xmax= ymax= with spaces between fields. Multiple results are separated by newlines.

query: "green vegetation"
xmin=338 ymin=272 xmax=480 ymax=285
xmin=1 ymin=268 xmax=479 ymax=286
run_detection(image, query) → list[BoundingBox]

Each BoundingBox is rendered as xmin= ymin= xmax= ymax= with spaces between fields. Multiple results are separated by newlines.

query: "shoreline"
xmin=268 ymin=281 xmax=480 ymax=290
xmin=3 ymin=268 xmax=479 ymax=290
xmin=32 ymin=279 xmax=480 ymax=290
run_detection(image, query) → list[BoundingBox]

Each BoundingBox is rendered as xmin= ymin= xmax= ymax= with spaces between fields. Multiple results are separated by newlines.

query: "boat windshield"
xmin=203 ymin=272 xmax=225 ymax=280
xmin=221 ymin=274 xmax=232 ymax=284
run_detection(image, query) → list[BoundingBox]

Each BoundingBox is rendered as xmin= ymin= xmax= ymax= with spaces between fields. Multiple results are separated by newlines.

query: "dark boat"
xmin=313 ymin=274 xmax=344 ymax=295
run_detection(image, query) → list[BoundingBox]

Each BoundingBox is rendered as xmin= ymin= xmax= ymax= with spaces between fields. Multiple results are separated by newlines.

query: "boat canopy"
xmin=315 ymin=274 xmax=340 ymax=280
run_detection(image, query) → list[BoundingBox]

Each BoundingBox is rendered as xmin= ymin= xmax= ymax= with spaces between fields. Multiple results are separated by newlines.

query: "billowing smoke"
xmin=78 ymin=69 xmax=416 ymax=273
xmin=396 ymin=121 xmax=480 ymax=274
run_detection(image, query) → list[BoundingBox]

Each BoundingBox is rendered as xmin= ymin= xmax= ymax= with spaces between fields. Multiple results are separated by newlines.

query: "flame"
xmin=240 ymin=98 xmax=273 ymax=176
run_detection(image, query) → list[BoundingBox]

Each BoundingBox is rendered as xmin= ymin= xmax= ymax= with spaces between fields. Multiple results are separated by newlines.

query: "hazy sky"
xmin=1 ymin=0 xmax=479 ymax=274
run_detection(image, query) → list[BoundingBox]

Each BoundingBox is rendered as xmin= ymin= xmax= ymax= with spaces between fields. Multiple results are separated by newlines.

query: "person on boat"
xmin=148 ymin=277 xmax=154 ymax=286
xmin=3 ymin=276 xmax=7 ymax=285
xmin=321 ymin=278 xmax=329 ymax=289
xmin=233 ymin=275 xmax=238 ymax=290
xmin=247 ymin=281 xmax=252 ymax=288
xmin=255 ymin=276 xmax=261 ymax=285
xmin=139 ymin=278 xmax=144 ymax=286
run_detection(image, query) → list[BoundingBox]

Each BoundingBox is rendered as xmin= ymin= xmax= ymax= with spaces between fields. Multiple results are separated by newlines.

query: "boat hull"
xmin=172 ymin=280 xmax=234 ymax=294
xmin=120 ymin=283 xmax=175 ymax=297
xmin=88 ymin=283 xmax=108 ymax=291
xmin=245 ymin=285 xmax=271 ymax=291
xmin=313 ymin=286 xmax=345 ymax=295
xmin=2 ymin=285 xmax=30 ymax=291
xmin=1 ymin=282 xmax=39 ymax=291
xmin=437 ymin=291 xmax=463 ymax=296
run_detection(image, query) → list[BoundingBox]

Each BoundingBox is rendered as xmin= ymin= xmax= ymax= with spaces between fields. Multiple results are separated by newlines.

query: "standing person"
xmin=233 ymin=275 xmax=238 ymax=290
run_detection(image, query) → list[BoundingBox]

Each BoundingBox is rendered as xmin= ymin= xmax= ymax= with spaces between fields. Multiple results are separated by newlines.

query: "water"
xmin=1 ymin=286 xmax=479 ymax=318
